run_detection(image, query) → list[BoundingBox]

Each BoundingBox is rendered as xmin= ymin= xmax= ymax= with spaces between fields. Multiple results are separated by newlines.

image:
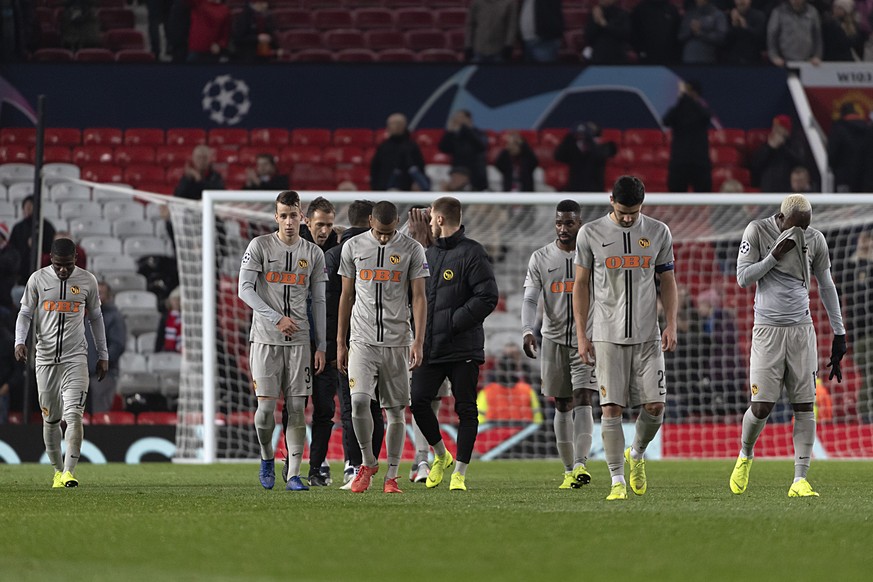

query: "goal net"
xmin=168 ymin=191 xmax=873 ymax=462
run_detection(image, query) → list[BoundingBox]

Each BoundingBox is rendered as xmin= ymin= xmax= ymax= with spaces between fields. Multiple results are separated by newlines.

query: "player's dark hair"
xmin=432 ymin=196 xmax=462 ymax=226
xmin=51 ymin=237 xmax=77 ymax=258
xmin=612 ymin=176 xmax=645 ymax=206
xmin=556 ymin=199 xmax=581 ymax=214
xmin=275 ymin=190 xmax=301 ymax=210
xmin=371 ymin=201 xmax=398 ymax=225
xmin=256 ymin=153 xmax=276 ymax=167
xmin=306 ymin=196 xmax=335 ymax=218
xmin=348 ymin=200 xmax=375 ymax=227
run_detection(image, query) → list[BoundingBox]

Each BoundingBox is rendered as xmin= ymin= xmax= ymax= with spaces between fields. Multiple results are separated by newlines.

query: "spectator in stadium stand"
xmin=750 ymin=114 xmax=807 ymax=192
xmin=584 ymin=0 xmax=632 ymax=64
xmin=242 ymin=154 xmax=289 ymax=190
xmin=0 ymin=313 xmax=13 ymax=423
xmin=232 ymin=0 xmax=279 ymax=62
xmin=554 ymin=122 xmax=618 ymax=192
xmin=822 ymin=0 xmax=867 ymax=61
xmin=0 ymin=223 xmax=20 ymax=312
xmin=465 ymin=0 xmax=518 ymax=63
xmin=518 ymin=0 xmax=564 ymax=63
xmin=664 ymin=80 xmax=712 ymax=192
xmin=439 ymin=110 xmax=489 ymax=192
xmin=155 ymin=287 xmax=183 ymax=353
xmin=0 ymin=1 xmax=34 ymax=62
xmin=167 ymin=0 xmax=191 ymax=62
xmin=694 ymin=288 xmax=744 ymax=415
xmin=369 ymin=113 xmax=430 ymax=192
xmin=9 ymin=195 xmax=56 ymax=287
xmin=41 ymin=232 xmax=86 ymax=271
xmin=187 ymin=0 xmax=231 ymax=63
xmin=789 ymin=165 xmax=814 ymax=192
xmin=631 ymin=0 xmax=682 ymax=64
xmin=722 ymin=0 xmax=768 ymax=64
xmin=441 ymin=167 xmax=474 ymax=192
xmin=174 ymin=145 xmax=225 ymax=200
xmin=837 ymin=230 xmax=873 ymax=423
xmin=828 ymin=103 xmax=869 ymax=193
xmin=147 ymin=0 xmax=173 ymax=59
xmin=494 ymin=132 xmax=539 ymax=192
xmin=85 ymin=282 xmax=126 ymax=414
xmin=766 ymin=0 xmax=823 ymax=66
xmin=60 ymin=0 xmax=101 ymax=51
xmin=678 ymin=0 xmax=728 ymax=64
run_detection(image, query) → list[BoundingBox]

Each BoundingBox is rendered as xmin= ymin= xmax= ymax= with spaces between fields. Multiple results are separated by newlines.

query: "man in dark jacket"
xmin=750 ymin=114 xmax=808 ymax=192
xmin=439 ymin=110 xmax=489 ymax=192
xmin=410 ymin=197 xmax=499 ymax=492
xmin=631 ymin=0 xmax=681 ymax=64
xmin=86 ymin=282 xmax=126 ymax=413
xmin=585 ymin=0 xmax=632 ymax=64
xmin=174 ymin=145 xmax=225 ymax=200
xmin=322 ymin=199 xmax=384 ymax=488
xmin=9 ymin=195 xmax=55 ymax=286
xmin=828 ymin=102 xmax=870 ymax=193
xmin=519 ymin=0 xmax=564 ymax=62
xmin=554 ymin=122 xmax=618 ymax=192
xmin=663 ymin=79 xmax=713 ymax=192
xmin=370 ymin=113 xmax=430 ymax=191
xmin=494 ymin=132 xmax=539 ymax=192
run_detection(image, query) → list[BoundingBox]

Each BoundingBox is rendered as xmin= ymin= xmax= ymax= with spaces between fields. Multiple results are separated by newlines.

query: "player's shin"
xmin=384 ymin=407 xmax=405 ymax=479
xmin=631 ymin=408 xmax=663 ymax=459
xmin=285 ymin=396 xmax=307 ymax=478
xmin=351 ymin=393 xmax=377 ymax=467
xmin=573 ymin=405 xmax=594 ymax=466
xmin=554 ymin=409 xmax=574 ymax=471
xmin=741 ymin=407 xmax=768 ymax=458
xmin=601 ymin=415 xmax=626 ymax=483
xmin=62 ymin=390 xmax=85 ymax=473
xmin=254 ymin=398 xmax=277 ymax=460
xmin=43 ymin=420 xmax=63 ymax=472
xmin=793 ymin=410 xmax=815 ymax=481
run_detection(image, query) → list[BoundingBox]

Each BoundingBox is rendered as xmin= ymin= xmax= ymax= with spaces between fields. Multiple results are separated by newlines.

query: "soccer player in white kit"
xmin=730 ymin=194 xmax=846 ymax=497
xmin=337 ymin=201 xmax=429 ymax=493
xmin=238 ymin=190 xmax=328 ymax=491
xmin=522 ymin=200 xmax=597 ymax=489
xmin=573 ymin=176 xmax=678 ymax=501
xmin=14 ymin=238 xmax=108 ymax=488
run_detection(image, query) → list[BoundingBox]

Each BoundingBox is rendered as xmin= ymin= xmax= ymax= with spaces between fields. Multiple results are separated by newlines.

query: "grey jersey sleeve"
xmin=737 ymin=222 xmax=778 ymax=288
xmin=14 ymin=304 xmax=32 ymax=346
xmin=311 ymin=279 xmax=327 ymax=352
xmin=88 ymin=307 xmax=110 ymax=361
xmin=238 ymin=269 xmax=283 ymax=326
xmin=521 ymin=285 xmax=539 ymax=338
xmin=815 ymin=268 xmax=846 ymax=335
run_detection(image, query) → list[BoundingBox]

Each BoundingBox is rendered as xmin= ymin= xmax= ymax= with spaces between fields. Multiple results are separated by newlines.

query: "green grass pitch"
xmin=2 ymin=460 xmax=871 ymax=581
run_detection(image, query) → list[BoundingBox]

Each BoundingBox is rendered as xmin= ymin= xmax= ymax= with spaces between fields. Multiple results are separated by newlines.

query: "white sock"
xmin=285 ymin=396 xmax=306 ymax=478
xmin=573 ymin=405 xmax=593 ymax=467
xmin=433 ymin=439 xmax=447 ymax=457
xmin=43 ymin=421 xmax=63 ymax=472
xmin=62 ymin=389 xmax=86 ymax=473
xmin=741 ymin=407 xmax=768 ymax=459
xmin=601 ymin=415 xmax=625 ymax=479
xmin=631 ymin=408 xmax=662 ymax=459
xmin=793 ymin=411 xmax=815 ymax=481
xmin=253 ymin=398 xmax=277 ymax=460
xmin=554 ymin=409 xmax=574 ymax=472
xmin=455 ymin=461 xmax=468 ymax=476
xmin=351 ymin=393 xmax=377 ymax=467
xmin=385 ymin=407 xmax=405 ymax=480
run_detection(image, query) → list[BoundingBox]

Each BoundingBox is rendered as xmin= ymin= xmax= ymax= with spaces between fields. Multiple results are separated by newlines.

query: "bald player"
xmin=15 ymin=237 xmax=109 ymax=488
xmin=573 ymin=176 xmax=678 ymax=501
xmin=239 ymin=190 xmax=327 ymax=492
xmin=730 ymin=194 xmax=846 ymax=498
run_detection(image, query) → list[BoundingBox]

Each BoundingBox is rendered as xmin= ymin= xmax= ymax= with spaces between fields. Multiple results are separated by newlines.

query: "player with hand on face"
xmin=730 ymin=193 xmax=846 ymax=498
xmin=238 ymin=190 xmax=327 ymax=492
xmin=523 ymin=200 xmax=597 ymax=489
xmin=573 ymin=176 xmax=678 ymax=501
xmin=15 ymin=238 xmax=109 ymax=488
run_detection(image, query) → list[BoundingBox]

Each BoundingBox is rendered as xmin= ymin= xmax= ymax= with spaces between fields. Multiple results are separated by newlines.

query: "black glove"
xmin=828 ymin=334 xmax=847 ymax=383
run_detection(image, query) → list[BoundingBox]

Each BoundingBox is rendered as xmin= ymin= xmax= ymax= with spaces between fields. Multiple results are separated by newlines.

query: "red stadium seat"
xmin=291 ymin=128 xmax=332 ymax=147
xmin=83 ymin=127 xmax=123 ymax=146
xmin=272 ymin=8 xmax=312 ymax=29
xmin=45 ymin=128 xmax=81 ymax=147
xmin=746 ymin=128 xmax=770 ymax=153
xmin=336 ymin=48 xmax=377 ymax=61
xmin=420 ymin=146 xmax=450 ymax=164
xmin=137 ymin=411 xmax=177 ymax=425
xmin=435 ymin=7 xmax=466 ymax=28
xmin=291 ymin=163 xmax=335 ymax=189
xmin=75 ymin=48 xmax=115 ymax=62
xmin=156 ymin=145 xmax=192 ymax=166
xmin=279 ymin=29 xmax=321 ymax=51
xmin=115 ymin=49 xmax=156 ymax=62
xmin=236 ymin=146 xmax=265 ymax=165
xmin=43 ymin=146 xmax=72 ymax=163
xmin=279 ymin=146 xmax=323 ymax=165
xmin=384 ymin=0 xmax=424 ymax=6
xmin=544 ymin=166 xmax=568 ymax=189
xmin=323 ymin=29 xmax=365 ymax=50
xmin=166 ymin=128 xmax=206 ymax=146
xmin=563 ymin=8 xmax=590 ymax=30
xmin=712 ymin=166 xmax=751 ymax=187
xmin=104 ymin=29 xmax=146 ymax=51
xmin=709 ymin=128 xmax=746 ymax=149
xmin=335 ymin=165 xmax=369 ymax=186
xmin=377 ymin=48 xmax=417 ymax=61
xmin=1 ymin=128 xmax=36 ymax=146
xmin=124 ymin=164 xmax=166 ymax=185
xmin=395 ymin=7 xmax=434 ymax=28
xmin=418 ymin=48 xmax=459 ymax=62
xmin=353 ymin=8 xmax=395 ymax=29
xmin=532 ymin=143 xmax=557 ymax=167
xmin=709 ymin=146 xmax=742 ymax=165
xmin=0 ymin=145 xmax=31 ymax=163
xmin=81 ymin=164 xmax=123 ymax=183
xmin=601 ymin=128 xmax=622 ymax=144
xmin=538 ymin=128 xmax=566 ymax=147
xmin=312 ymin=9 xmax=353 ymax=29
xmin=322 ymin=146 xmax=365 ymax=165
xmin=91 ymin=411 xmax=136 ymax=425
xmin=97 ymin=7 xmax=135 ymax=30
xmin=165 ymin=165 xmax=185 ymax=184
xmin=293 ymin=48 xmax=335 ymax=61
xmin=413 ymin=129 xmax=443 ymax=148
xmin=250 ymin=128 xmax=290 ymax=147
xmin=623 ymin=129 xmax=664 ymax=146
xmin=500 ymin=129 xmax=538 ymax=146
xmin=364 ymin=29 xmax=404 ymax=50
xmin=634 ymin=165 xmax=669 ymax=185
xmin=32 ymin=48 xmax=74 ymax=62
xmin=73 ymin=145 xmax=114 ymax=164
xmin=405 ymin=29 xmax=447 ymax=50
xmin=208 ymin=128 xmax=249 ymax=147
xmin=333 ymin=128 xmax=374 ymax=147
xmin=125 ymin=128 xmax=165 ymax=146
xmin=445 ymin=28 xmax=465 ymax=50
xmin=114 ymin=145 xmax=156 ymax=166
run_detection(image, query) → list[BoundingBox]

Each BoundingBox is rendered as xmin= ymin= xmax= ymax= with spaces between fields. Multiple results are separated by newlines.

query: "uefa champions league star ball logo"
xmin=201 ymin=75 xmax=251 ymax=125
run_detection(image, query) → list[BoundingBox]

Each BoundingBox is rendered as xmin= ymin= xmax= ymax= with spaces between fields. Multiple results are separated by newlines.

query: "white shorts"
xmin=593 ymin=340 xmax=666 ymax=408
xmin=249 ymin=343 xmax=312 ymax=399
xmin=749 ymin=324 xmax=817 ymax=404
xmin=348 ymin=341 xmax=410 ymax=409
xmin=541 ymin=338 xmax=596 ymax=398
xmin=36 ymin=361 xmax=88 ymax=422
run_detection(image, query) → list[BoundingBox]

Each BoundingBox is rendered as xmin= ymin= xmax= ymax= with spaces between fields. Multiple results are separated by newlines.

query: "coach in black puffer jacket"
xmin=411 ymin=197 xmax=498 ymax=483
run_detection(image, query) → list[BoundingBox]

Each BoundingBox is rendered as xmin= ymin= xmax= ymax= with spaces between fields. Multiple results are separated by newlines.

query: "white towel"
xmin=772 ymin=226 xmax=810 ymax=290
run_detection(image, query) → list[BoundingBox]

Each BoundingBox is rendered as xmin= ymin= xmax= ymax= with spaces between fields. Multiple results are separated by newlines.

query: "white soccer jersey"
xmin=737 ymin=216 xmax=830 ymax=326
xmin=575 ymin=213 xmax=674 ymax=345
xmin=241 ymin=233 xmax=327 ymax=346
xmin=339 ymin=230 xmax=429 ymax=347
xmin=20 ymin=266 xmax=102 ymax=365
xmin=524 ymin=242 xmax=584 ymax=347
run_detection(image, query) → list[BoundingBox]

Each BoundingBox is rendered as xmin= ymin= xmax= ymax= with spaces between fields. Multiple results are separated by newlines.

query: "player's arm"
xmin=452 ymin=246 xmax=499 ymax=333
xmin=310 ymin=279 xmax=327 ymax=375
xmin=658 ymin=269 xmax=679 ymax=352
xmin=736 ymin=223 xmax=781 ymax=288
xmin=409 ymin=277 xmax=427 ymax=370
xmin=336 ymin=275 xmax=356 ymax=374
xmin=521 ymin=284 xmax=541 ymax=359
xmin=814 ymin=239 xmax=848 ymax=381
xmin=13 ymin=277 xmax=38 ymax=361
xmin=88 ymin=307 xmax=110 ymax=380
xmin=238 ymin=268 xmax=298 ymax=335
xmin=573 ymin=264 xmax=595 ymax=364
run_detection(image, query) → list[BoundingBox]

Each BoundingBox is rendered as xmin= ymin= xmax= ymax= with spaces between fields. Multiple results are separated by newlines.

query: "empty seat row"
xmin=32 ymin=48 xmax=153 ymax=63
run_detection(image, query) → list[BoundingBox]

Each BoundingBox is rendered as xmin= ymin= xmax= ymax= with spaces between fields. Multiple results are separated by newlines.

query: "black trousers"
xmin=308 ymin=364 xmax=337 ymax=473
xmin=667 ymin=162 xmax=712 ymax=193
xmin=336 ymin=367 xmax=384 ymax=466
xmin=411 ymin=360 xmax=480 ymax=465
